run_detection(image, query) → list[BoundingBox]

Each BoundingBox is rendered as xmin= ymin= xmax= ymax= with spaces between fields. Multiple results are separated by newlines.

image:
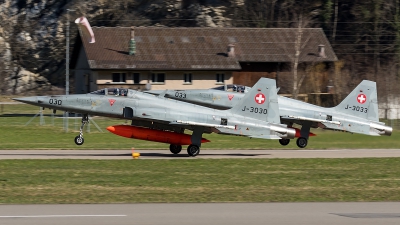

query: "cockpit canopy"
xmin=211 ymin=84 xmax=250 ymax=93
xmin=90 ymin=88 xmax=129 ymax=97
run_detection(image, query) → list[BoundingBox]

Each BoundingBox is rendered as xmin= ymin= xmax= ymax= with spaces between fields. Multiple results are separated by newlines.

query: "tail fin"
xmin=229 ymin=78 xmax=280 ymax=124
xmin=334 ymin=80 xmax=379 ymax=122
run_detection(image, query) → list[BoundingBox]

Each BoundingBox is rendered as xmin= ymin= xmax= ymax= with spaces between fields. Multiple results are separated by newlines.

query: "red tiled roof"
xmin=78 ymin=27 xmax=337 ymax=70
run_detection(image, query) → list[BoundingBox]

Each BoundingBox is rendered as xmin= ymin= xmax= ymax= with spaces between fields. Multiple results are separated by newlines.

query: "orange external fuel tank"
xmin=107 ymin=125 xmax=210 ymax=145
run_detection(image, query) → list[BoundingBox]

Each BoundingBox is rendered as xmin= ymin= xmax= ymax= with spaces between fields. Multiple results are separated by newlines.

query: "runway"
xmin=1 ymin=151 xmax=399 ymax=225
xmin=1 ymin=203 xmax=400 ymax=225
xmin=0 ymin=149 xmax=400 ymax=159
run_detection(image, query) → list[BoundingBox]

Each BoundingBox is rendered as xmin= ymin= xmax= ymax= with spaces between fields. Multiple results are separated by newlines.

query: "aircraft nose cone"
xmin=13 ymin=97 xmax=38 ymax=104
xmin=106 ymin=126 xmax=116 ymax=133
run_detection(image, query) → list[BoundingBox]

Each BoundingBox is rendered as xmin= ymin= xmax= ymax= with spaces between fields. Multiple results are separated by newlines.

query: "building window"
xmin=181 ymin=37 xmax=190 ymax=43
xmin=216 ymin=73 xmax=225 ymax=84
xmin=151 ymin=73 xmax=165 ymax=84
xmin=112 ymin=73 xmax=126 ymax=83
xmin=184 ymin=73 xmax=192 ymax=84
xmin=133 ymin=73 xmax=140 ymax=84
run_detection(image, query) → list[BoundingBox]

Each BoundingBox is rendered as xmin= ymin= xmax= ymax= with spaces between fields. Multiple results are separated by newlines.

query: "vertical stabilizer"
xmin=229 ymin=78 xmax=280 ymax=123
xmin=334 ymin=80 xmax=379 ymax=121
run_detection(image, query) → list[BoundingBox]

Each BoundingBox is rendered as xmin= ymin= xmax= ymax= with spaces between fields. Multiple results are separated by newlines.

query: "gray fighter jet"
xmin=146 ymin=80 xmax=393 ymax=148
xmin=14 ymin=78 xmax=296 ymax=156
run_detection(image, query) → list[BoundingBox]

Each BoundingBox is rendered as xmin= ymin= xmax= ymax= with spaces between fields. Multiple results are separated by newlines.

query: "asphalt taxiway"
xmin=1 ymin=203 xmax=400 ymax=225
xmin=0 ymin=149 xmax=399 ymax=159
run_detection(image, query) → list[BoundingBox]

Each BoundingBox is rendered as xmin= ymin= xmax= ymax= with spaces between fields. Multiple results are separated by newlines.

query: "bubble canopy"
xmin=90 ymin=88 xmax=129 ymax=96
xmin=210 ymin=84 xmax=250 ymax=93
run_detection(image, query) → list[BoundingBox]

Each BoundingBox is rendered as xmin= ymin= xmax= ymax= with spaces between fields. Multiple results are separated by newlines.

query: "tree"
xmin=292 ymin=14 xmax=303 ymax=99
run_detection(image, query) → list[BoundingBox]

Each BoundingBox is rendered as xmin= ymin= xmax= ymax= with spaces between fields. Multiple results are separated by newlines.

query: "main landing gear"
xmin=296 ymin=137 xmax=308 ymax=148
xmin=169 ymin=144 xmax=182 ymax=154
xmin=187 ymin=144 xmax=200 ymax=157
xmin=74 ymin=114 xmax=89 ymax=145
xmin=279 ymin=139 xmax=290 ymax=146
xmin=169 ymin=144 xmax=200 ymax=156
xmin=295 ymin=122 xmax=311 ymax=148
xmin=169 ymin=128 xmax=204 ymax=157
xmin=279 ymin=122 xmax=311 ymax=148
xmin=186 ymin=127 xmax=204 ymax=157
xmin=278 ymin=137 xmax=308 ymax=148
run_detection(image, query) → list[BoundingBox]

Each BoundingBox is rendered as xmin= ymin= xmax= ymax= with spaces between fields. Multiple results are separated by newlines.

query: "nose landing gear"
xmin=74 ymin=114 xmax=89 ymax=145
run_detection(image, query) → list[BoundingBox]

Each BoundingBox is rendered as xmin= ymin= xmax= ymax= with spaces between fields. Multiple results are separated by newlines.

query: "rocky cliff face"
xmin=0 ymin=0 xmax=68 ymax=94
xmin=0 ymin=0 xmax=237 ymax=94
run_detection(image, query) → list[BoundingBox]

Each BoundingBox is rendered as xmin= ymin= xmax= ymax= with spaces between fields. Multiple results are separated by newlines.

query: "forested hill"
xmin=0 ymin=0 xmax=399 ymax=98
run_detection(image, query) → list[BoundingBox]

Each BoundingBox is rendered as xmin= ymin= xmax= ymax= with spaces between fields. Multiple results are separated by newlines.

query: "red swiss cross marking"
xmin=109 ymin=99 xmax=116 ymax=106
xmin=228 ymin=94 xmax=234 ymax=101
xmin=357 ymin=94 xmax=367 ymax=104
xmin=254 ymin=93 xmax=266 ymax=104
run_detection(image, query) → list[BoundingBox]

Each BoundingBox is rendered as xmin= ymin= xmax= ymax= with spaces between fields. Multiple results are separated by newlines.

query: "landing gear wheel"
xmin=296 ymin=137 xmax=308 ymax=148
xmin=74 ymin=114 xmax=89 ymax=145
xmin=74 ymin=136 xmax=84 ymax=145
xmin=279 ymin=139 xmax=290 ymax=146
xmin=187 ymin=144 xmax=200 ymax=157
xmin=169 ymin=144 xmax=182 ymax=154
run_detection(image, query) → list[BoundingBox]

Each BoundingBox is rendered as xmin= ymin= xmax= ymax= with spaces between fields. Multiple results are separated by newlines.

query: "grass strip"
xmin=0 ymin=116 xmax=399 ymax=149
xmin=1 ymin=158 xmax=400 ymax=203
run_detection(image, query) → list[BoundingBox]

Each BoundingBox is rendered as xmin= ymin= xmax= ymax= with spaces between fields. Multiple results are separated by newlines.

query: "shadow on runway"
xmin=137 ymin=152 xmax=265 ymax=157
xmin=0 ymin=152 xmax=270 ymax=158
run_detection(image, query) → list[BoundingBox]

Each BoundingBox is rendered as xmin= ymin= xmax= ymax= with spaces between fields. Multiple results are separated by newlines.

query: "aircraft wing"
xmin=171 ymin=121 xmax=292 ymax=140
xmin=171 ymin=120 xmax=236 ymax=130
xmin=281 ymin=115 xmax=341 ymax=125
